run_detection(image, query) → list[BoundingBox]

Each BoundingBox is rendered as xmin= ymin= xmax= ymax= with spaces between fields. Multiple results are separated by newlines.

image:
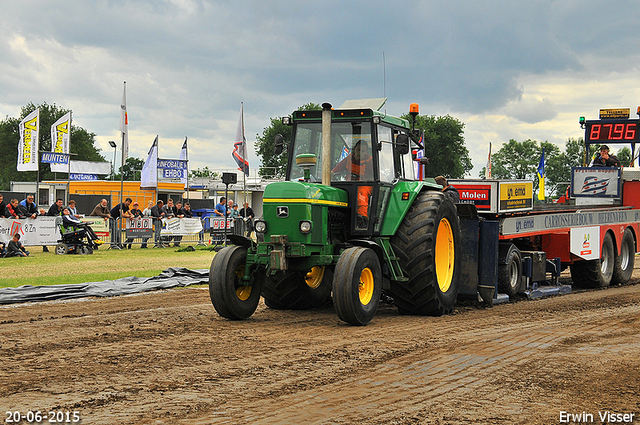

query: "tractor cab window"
xmin=289 ymin=123 xmax=323 ymax=182
xmin=377 ymin=125 xmax=395 ymax=183
xmin=330 ymin=122 xmax=373 ymax=182
xmin=399 ymin=132 xmax=416 ymax=180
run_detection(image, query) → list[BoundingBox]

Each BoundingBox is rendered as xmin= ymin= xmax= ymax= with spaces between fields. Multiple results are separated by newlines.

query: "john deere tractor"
xmin=209 ymin=99 xmax=461 ymax=325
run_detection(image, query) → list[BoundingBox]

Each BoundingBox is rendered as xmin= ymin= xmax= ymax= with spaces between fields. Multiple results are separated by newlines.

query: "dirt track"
xmin=2 ymin=270 xmax=640 ymax=424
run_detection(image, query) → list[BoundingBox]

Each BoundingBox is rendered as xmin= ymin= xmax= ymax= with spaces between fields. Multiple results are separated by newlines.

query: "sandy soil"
xmin=1 ymin=268 xmax=639 ymax=424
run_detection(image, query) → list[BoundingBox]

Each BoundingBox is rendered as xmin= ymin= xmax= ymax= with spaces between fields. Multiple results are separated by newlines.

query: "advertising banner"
xmin=161 ymin=217 xmax=203 ymax=236
xmin=571 ymin=167 xmax=621 ymax=198
xmin=570 ymin=226 xmax=601 ymax=260
xmin=0 ymin=217 xmax=59 ymax=246
xmin=50 ymin=112 xmax=71 ymax=173
xmin=157 ymin=159 xmax=187 ymax=180
xmin=17 ymin=109 xmax=39 ymax=172
xmin=126 ymin=217 xmax=153 ymax=239
xmin=82 ymin=217 xmax=109 ymax=237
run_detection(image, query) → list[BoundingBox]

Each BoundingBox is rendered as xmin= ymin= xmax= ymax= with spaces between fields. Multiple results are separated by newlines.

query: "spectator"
xmin=150 ymin=200 xmax=166 ymax=248
xmin=0 ymin=241 xmax=5 ymax=258
xmin=227 ymin=199 xmax=235 ymax=214
xmin=61 ymin=208 xmax=104 ymax=246
xmin=229 ymin=204 xmax=239 ymax=219
xmin=67 ymin=200 xmax=81 ymax=218
xmin=7 ymin=233 xmax=29 ymax=257
xmin=214 ymin=196 xmax=226 ymax=217
xmin=47 ymin=198 xmax=64 ymax=216
xmin=90 ymin=199 xmax=111 ymax=221
xmin=239 ymin=202 xmax=255 ymax=236
xmin=5 ymin=199 xmax=24 ymax=219
xmin=110 ymin=197 xmax=132 ymax=248
xmin=434 ymin=176 xmax=460 ymax=204
xmin=124 ymin=201 xmax=143 ymax=249
xmin=0 ymin=194 xmax=6 ymax=218
xmin=140 ymin=200 xmax=155 ymax=249
xmin=182 ymin=202 xmax=194 ymax=218
xmin=172 ymin=201 xmax=185 ymax=247
xmin=19 ymin=195 xmax=39 ymax=219
xmin=161 ymin=199 xmax=177 ymax=246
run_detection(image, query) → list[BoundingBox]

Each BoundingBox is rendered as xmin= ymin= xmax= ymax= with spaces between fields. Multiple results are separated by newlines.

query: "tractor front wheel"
xmin=332 ymin=247 xmax=382 ymax=326
xmin=209 ymin=245 xmax=262 ymax=320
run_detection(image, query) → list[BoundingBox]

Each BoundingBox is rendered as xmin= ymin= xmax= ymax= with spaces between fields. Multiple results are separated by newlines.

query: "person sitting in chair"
xmin=61 ymin=208 xmax=104 ymax=246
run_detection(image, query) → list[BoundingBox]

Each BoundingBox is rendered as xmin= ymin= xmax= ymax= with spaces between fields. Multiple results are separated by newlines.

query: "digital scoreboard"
xmin=585 ymin=119 xmax=640 ymax=143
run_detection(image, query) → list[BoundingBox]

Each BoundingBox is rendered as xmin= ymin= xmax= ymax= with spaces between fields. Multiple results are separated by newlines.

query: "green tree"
xmin=545 ymin=138 xmax=585 ymax=197
xmin=112 ymin=157 xmax=145 ymax=181
xmin=255 ymin=102 xmax=321 ymax=178
xmin=404 ymin=114 xmax=472 ymax=179
xmin=190 ymin=166 xmax=220 ymax=180
xmin=617 ymin=147 xmax=632 ymax=167
xmin=491 ymin=139 xmax=542 ymax=181
xmin=0 ymin=102 xmax=105 ymax=190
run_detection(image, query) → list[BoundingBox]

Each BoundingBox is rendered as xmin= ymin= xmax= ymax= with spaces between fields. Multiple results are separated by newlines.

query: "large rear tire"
xmin=498 ymin=243 xmax=522 ymax=297
xmin=570 ymin=232 xmax=615 ymax=288
xmin=612 ymin=228 xmax=635 ymax=285
xmin=262 ymin=266 xmax=333 ymax=310
xmin=389 ymin=191 xmax=461 ymax=316
xmin=332 ymin=247 xmax=382 ymax=326
xmin=209 ymin=245 xmax=262 ymax=320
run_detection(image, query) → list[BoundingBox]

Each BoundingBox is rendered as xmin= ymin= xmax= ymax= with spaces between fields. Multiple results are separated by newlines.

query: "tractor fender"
xmin=344 ymin=239 xmax=385 ymax=267
xmin=378 ymin=180 xmax=442 ymax=236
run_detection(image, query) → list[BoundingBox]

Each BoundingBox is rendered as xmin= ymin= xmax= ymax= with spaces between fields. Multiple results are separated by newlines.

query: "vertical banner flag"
xmin=179 ymin=137 xmax=188 ymax=187
xmin=18 ymin=108 xmax=40 ymax=172
xmin=537 ymin=148 xmax=545 ymax=201
xmin=120 ymin=81 xmax=129 ymax=161
xmin=232 ymin=103 xmax=249 ymax=176
xmin=50 ymin=112 xmax=71 ymax=173
xmin=140 ymin=136 xmax=158 ymax=189
xmin=485 ymin=142 xmax=492 ymax=179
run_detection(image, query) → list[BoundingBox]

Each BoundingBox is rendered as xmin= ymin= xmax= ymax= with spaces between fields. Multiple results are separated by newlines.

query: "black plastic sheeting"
xmin=0 ymin=267 xmax=209 ymax=305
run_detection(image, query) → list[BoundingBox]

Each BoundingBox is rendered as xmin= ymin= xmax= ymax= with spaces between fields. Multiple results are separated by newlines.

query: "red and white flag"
xmin=119 ymin=81 xmax=129 ymax=161
xmin=232 ymin=103 xmax=249 ymax=176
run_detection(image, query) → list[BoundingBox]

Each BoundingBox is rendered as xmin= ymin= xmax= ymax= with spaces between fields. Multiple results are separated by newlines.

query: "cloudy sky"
xmin=2 ymin=0 xmax=639 ymax=178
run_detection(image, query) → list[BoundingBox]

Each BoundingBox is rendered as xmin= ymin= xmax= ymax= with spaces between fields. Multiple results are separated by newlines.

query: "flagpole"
xmin=66 ymin=111 xmax=72 ymax=205
xmin=242 ymin=103 xmax=247 ymax=209
xmin=185 ymin=136 xmax=190 ymax=202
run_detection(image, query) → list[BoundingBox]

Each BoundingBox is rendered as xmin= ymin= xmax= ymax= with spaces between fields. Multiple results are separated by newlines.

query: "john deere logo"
xmin=276 ymin=206 xmax=289 ymax=218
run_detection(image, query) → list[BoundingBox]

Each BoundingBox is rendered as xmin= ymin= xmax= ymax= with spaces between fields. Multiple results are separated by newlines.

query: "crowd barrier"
xmin=0 ymin=216 xmax=253 ymax=249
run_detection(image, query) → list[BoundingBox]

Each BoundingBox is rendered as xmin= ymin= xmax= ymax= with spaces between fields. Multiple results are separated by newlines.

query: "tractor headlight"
xmin=254 ymin=220 xmax=267 ymax=233
xmin=299 ymin=220 xmax=312 ymax=234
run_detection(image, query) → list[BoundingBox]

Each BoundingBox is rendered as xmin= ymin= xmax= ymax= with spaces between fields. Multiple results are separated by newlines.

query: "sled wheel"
xmin=332 ymin=247 xmax=382 ymax=326
xmin=498 ymin=244 xmax=522 ymax=297
xmin=570 ymin=232 xmax=615 ymax=288
xmin=209 ymin=245 xmax=262 ymax=320
xmin=612 ymin=227 xmax=635 ymax=285
xmin=55 ymin=243 xmax=69 ymax=255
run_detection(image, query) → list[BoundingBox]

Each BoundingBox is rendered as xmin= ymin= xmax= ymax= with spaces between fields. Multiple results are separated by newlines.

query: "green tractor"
xmin=209 ymin=99 xmax=461 ymax=325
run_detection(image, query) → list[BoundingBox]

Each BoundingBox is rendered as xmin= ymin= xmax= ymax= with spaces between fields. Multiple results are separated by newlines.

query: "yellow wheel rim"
xmin=358 ymin=267 xmax=374 ymax=305
xmin=435 ymin=218 xmax=455 ymax=293
xmin=305 ymin=266 xmax=325 ymax=289
xmin=234 ymin=265 xmax=252 ymax=301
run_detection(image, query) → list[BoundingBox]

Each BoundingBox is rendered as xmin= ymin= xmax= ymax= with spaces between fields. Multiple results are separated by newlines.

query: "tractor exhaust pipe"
xmin=321 ymin=102 xmax=332 ymax=185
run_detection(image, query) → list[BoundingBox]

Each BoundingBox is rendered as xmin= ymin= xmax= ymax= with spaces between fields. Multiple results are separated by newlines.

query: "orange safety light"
xmin=410 ymin=103 xmax=419 ymax=115
xmin=637 ymin=106 xmax=640 ymax=116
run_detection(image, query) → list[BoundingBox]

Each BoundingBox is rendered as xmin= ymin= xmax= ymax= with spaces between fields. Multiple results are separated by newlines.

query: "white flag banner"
xmin=140 ymin=136 xmax=158 ymax=189
xmin=50 ymin=112 xmax=72 ymax=173
xmin=179 ymin=137 xmax=188 ymax=187
xmin=17 ymin=109 xmax=39 ymax=172
xmin=69 ymin=160 xmax=111 ymax=175
xmin=119 ymin=81 xmax=129 ymax=161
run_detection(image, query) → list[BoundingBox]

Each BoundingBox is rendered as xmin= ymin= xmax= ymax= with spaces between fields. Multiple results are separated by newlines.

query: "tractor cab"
xmin=282 ymin=99 xmax=419 ymax=237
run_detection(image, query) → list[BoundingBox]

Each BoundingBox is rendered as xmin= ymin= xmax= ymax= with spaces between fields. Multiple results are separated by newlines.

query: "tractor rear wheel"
xmin=612 ymin=228 xmax=635 ymax=285
xmin=389 ymin=191 xmax=461 ymax=316
xmin=209 ymin=245 xmax=262 ymax=320
xmin=570 ymin=232 xmax=615 ymax=288
xmin=332 ymin=247 xmax=382 ymax=326
xmin=262 ymin=266 xmax=333 ymax=310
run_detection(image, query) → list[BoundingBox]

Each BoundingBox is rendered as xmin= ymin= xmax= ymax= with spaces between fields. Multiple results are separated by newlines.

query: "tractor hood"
xmin=263 ymin=181 xmax=348 ymax=208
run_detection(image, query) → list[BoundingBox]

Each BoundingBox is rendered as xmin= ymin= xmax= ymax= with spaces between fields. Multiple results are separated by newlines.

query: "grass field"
xmin=0 ymin=244 xmax=216 ymax=288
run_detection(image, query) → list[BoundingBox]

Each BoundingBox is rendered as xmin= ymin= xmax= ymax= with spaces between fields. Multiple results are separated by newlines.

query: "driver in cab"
xmin=331 ymin=140 xmax=373 ymax=181
xmin=332 ymin=140 xmax=374 ymax=228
